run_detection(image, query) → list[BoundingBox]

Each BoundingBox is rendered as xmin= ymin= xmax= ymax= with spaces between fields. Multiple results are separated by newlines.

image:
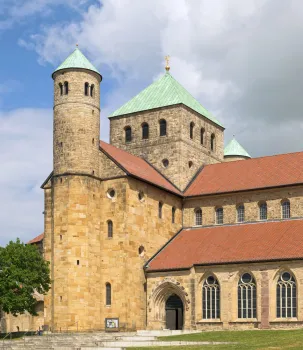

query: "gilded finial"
xmin=76 ymin=43 xmax=79 ymax=47
xmin=165 ymin=55 xmax=170 ymax=72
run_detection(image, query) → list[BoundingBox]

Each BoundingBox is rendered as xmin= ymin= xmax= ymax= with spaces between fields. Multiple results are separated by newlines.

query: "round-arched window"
xmin=162 ymin=159 xmax=169 ymax=168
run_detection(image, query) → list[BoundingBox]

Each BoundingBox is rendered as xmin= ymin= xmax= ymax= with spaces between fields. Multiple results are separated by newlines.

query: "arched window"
xmin=215 ymin=207 xmax=223 ymax=224
xmin=259 ymin=202 xmax=267 ymax=220
xmin=200 ymin=128 xmax=205 ymax=145
xmin=125 ymin=126 xmax=132 ymax=143
xmin=90 ymin=84 xmax=94 ymax=97
xmin=59 ymin=83 xmax=63 ymax=96
xmin=195 ymin=208 xmax=202 ymax=226
xmin=64 ymin=81 xmax=68 ymax=95
xmin=190 ymin=122 xmax=194 ymax=139
xmin=277 ymin=271 xmax=296 ymax=318
xmin=211 ymin=134 xmax=215 ymax=151
xmin=172 ymin=207 xmax=176 ymax=224
xmin=159 ymin=119 xmax=167 ymax=136
xmin=158 ymin=202 xmax=163 ymax=219
xmin=106 ymin=283 xmax=111 ymax=306
xmin=84 ymin=82 xmax=89 ymax=96
xmin=142 ymin=123 xmax=149 ymax=139
xmin=203 ymin=275 xmax=220 ymax=319
xmin=107 ymin=220 xmax=113 ymax=238
xmin=281 ymin=200 xmax=290 ymax=219
xmin=238 ymin=273 xmax=256 ymax=318
xmin=237 ymin=205 xmax=245 ymax=223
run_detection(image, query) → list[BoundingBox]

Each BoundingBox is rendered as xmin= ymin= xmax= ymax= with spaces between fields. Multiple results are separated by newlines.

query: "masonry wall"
xmin=109 ymin=105 xmax=224 ymax=190
xmin=147 ymin=260 xmax=303 ymax=330
xmin=183 ymin=186 xmax=303 ymax=227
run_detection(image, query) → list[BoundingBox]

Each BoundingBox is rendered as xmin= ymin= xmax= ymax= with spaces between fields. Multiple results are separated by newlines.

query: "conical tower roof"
xmin=52 ymin=47 xmax=101 ymax=78
xmin=109 ymin=72 xmax=223 ymax=127
xmin=224 ymin=137 xmax=251 ymax=158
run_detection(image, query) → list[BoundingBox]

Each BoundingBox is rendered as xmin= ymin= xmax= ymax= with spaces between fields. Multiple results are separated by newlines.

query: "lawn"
xmin=131 ymin=329 xmax=303 ymax=350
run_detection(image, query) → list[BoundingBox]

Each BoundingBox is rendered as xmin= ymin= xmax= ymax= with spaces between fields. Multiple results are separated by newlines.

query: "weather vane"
xmin=165 ymin=55 xmax=170 ymax=72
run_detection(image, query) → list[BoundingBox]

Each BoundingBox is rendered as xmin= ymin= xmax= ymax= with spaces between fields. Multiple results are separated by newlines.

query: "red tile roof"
xmin=27 ymin=233 xmax=44 ymax=244
xmin=147 ymin=220 xmax=303 ymax=271
xmin=185 ymin=152 xmax=303 ymax=196
xmin=100 ymin=141 xmax=182 ymax=196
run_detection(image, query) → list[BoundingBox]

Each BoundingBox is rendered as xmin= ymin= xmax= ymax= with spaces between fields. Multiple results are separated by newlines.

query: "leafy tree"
xmin=0 ymin=239 xmax=50 ymax=316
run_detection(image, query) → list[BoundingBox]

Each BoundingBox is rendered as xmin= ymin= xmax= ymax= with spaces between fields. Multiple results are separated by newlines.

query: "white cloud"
xmin=0 ymin=108 xmax=52 ymax=246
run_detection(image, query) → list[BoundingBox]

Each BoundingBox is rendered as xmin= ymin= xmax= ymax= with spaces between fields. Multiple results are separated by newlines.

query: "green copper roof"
xmin=109 ymin=72 xmax=223 ymax=127
xmin=52 ymin=48 xmax=101 ymax=77
xmin=224 ymin=138 xmax=251 ymax=158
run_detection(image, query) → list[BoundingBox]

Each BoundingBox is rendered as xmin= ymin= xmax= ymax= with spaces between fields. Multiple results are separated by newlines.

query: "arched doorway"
xmin=165 ymin=294 xmax=183 ymax=330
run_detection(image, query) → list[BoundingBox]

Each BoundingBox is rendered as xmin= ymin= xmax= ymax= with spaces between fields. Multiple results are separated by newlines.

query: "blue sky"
xmin=0 ymin=0 xmax=303 ymax=246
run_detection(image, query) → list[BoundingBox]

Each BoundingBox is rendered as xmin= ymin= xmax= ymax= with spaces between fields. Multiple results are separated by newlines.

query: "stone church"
xmin=22 ymin=47 xmax=303 ymax=332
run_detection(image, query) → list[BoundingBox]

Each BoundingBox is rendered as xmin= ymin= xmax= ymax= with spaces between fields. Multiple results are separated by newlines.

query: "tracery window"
xmin=106 ymin=283 xmax=111 ymax=306
xmin=160 ymin=119 xmax=167 ymax=136
xmin=125 ymin=126 xmax=132 ymax=143
xmin=195 ymin=208 xmax=202 ymax=226
xmin=215 ymin=207 xmax=223 ymax=225
xmin=200 ymin=128 xmax=205 ymax=145
xmin=190 ymin=122 xmax=194 ymax=139
xmin=237 ymin=205 xmax=245 ymax=223
xmin=211 ymin=133 xmax=215 ymax=151
xmin=142 ymin=123 xmax=149 ymax=139
xmin=203 ymin=275 xmax=220 ymax=319
xmin=107 ymin=220 xmax=113 ymax=238
xmin=281 ymin=200 xmax=290 ymax=219
xmin=238 ymin=273 xmax=256 ymax=319
xmin=259 ymin=202 xmax=267 ymax=220
xmin=277 ymin=272 xmax=296 ymax=318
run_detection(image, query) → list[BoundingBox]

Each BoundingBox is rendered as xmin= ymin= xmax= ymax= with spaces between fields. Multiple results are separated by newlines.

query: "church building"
xmin=29 ymin=48 xmax=303 ymax=332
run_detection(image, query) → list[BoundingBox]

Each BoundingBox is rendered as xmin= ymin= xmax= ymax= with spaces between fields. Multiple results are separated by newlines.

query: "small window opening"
xmin=90 ymin=84 xmax=94 ymax=97
xmin=60 ymin=235 xmax=62 ymax=241
xmin=60 ymin=296 xmax=62 ymax=302
xmin=172 ymin=207 xmax=176 ymax=224
xmin=211 ymin=133 xmax=215 ymax=151
xmin=84 ymin=82 xmax=89 ymax=96
xmin=158 ymin=202 xmax=163 ymax=219
xmin=77 ymin=260 xmax=80 ymax=266
xmin=138 ymin=245 xmax=145 ymax=257
xmin=106 ymin=283 xmax=111 ymax=306
xmin=60 ymin=178 xmax=63 ymax=183
xmin=92 ymin=138 xmax=95 ymax=145
xmin=162 ymin=159 xmax=169 ymax=168
xmin=159 ymin=119 xmax=167 ymax=136
xmin=107 ymin=189 xmax=115 ymax=199
xmin=190 ymin=122 xmax=194 ymax=139
xmin=138 ymin=191 xmax=144 ymax=202
xmin=125 ymin=126 xmax=132 ymax=143
xmin=59 ymin=83 xmax=63 ymax=96
xmin=64 ymin=81 xmax=68 ymax=95
xmin=60 ymin=142 xmax=63 ymax=147
xmin=142 ymin=123 xmax=149 ymax=139
xmin=195 ymin=208 xmax=202 ymax=226
xmin=201 ymin=128 xmax=205 ymax=145
xmin=188 ymin=161 xmax=193 ymax=168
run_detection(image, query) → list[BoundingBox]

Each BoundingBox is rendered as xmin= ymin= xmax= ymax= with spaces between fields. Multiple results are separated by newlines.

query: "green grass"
xmin=131 ymin=329 xmax=303 ymax=350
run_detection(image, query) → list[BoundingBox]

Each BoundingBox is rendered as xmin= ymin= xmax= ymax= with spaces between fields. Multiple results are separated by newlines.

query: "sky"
xmin=0 ymin=0 xmax=302 ymax=246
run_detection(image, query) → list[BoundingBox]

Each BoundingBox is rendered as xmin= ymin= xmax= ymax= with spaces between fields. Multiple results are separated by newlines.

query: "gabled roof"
xmin=147 ymin=219 xmax=303 ymax=271
xmin=224 ymin=137 xmax=251 ymax=158
xmin=109 ymin=72 xmax=223 ymax=127
xmin=27 ymin=233 xmax=44 ymax=244
xmin=185 ymin=151 xmax=303 ymax=196
xmin=52 ymin=48 xmax=101 ymax=78
xmin=100 ymin=141 xmax=182 ymax=196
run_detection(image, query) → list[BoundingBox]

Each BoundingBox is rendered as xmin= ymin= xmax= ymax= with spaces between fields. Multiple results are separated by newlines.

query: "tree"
xmin=0 ymin=239 xmax=50 ymax=316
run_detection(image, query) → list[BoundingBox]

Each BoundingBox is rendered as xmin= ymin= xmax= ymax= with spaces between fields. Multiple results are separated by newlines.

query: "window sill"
xmin=230 ymin=319 xmax=259 ymax=323
xmin=271 ymin=318 xmax=299 ymax=323
xmin=197 ymin=319 xmax=222 ymax=324
xmin=105 ymin=305 xmax=111 ymax=308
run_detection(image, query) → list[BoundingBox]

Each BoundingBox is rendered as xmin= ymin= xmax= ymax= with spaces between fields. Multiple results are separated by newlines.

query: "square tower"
xmin=109 ymin=71 xmax=224 ymax=191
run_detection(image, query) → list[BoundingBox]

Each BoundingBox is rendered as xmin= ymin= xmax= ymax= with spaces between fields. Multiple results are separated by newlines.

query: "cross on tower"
xmin=165 ymin=55 xmax=170 ymax=72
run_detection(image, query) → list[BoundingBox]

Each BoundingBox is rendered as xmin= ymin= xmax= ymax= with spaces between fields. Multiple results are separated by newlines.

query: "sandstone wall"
xmin=109 ymin=105 xmax=224 ymax=190
xmin=147 ymin=260 xmax=303 ymax=330
xmin=183 ymin=186 xmax=303 ymax=227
